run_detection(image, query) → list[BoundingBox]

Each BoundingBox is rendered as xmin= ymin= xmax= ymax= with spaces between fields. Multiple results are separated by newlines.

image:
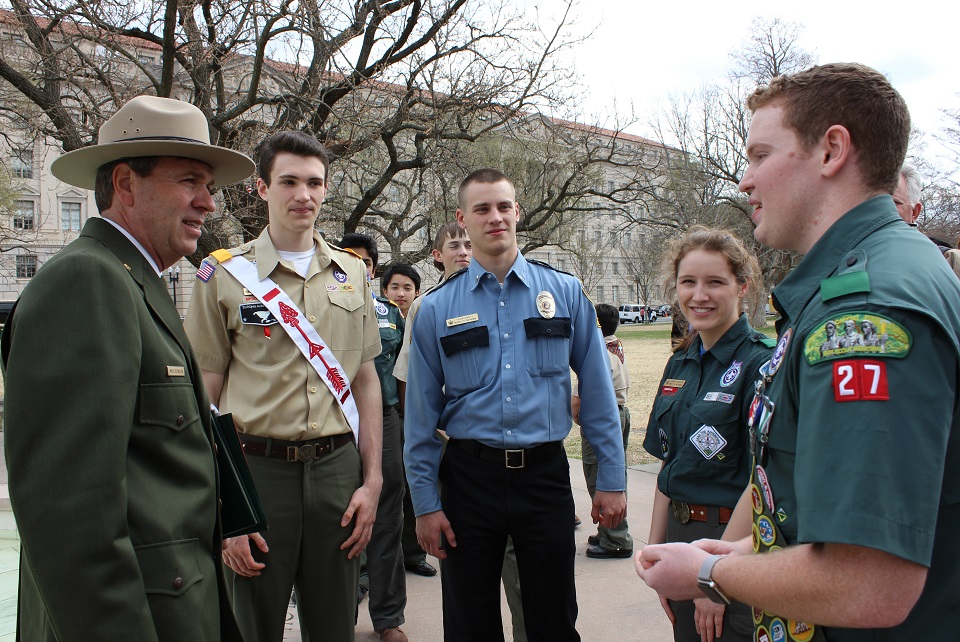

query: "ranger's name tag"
xmin=446 ymin=313 xmax=479 ymax=327
xmin=167 ymin=366 xmax=185 ymax=377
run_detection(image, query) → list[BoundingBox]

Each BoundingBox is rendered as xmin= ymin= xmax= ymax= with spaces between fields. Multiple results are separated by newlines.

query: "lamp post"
xmin=167 ymin=266 xmax=180 ymax=310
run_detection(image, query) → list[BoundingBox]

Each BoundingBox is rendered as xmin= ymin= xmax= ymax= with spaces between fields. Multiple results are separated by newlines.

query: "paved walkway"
xmin=0 ymin=436 xmax=673 ymax=641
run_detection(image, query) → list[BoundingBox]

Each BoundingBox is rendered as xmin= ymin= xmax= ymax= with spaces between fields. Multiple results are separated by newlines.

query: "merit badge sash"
xmin=215 ymin=251 xmax=360 ymax=441
xmin=747 ymin=330 xmax=825 ymax=642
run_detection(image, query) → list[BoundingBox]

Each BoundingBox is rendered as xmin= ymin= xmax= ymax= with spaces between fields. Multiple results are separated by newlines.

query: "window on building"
xmin=612 ymin=285 xmax=619 ymax=302
xmin=596 ymin=286 xmax=604 ymax=302
xmin=13 ymin=200 xmax=34 ymax=230
xmin=61 ymin=201 xmax=82 ymax=231
xmin=12 ymin=148 xmax=33 ymax=178
xmin=559 ymin=259 xmax=566 ymax=271
xmin=16 ymin=254 xmax=37 ymax=279
xmin=577 ymin=229 xmax=585 ymax=244
xmin=612 ymin=261 xmax=619 ymax=275
xmin=594 ymin=230 xmax=602 ymax=245
xmin=625 ymin=232 xmax=632 ymax=244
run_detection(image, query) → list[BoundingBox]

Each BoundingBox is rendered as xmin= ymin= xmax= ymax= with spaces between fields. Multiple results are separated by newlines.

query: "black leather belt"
xmin=239 ymin=433 xmax=354 ymax=463
xmin=448 ymin=438 xmax=562 ymax=469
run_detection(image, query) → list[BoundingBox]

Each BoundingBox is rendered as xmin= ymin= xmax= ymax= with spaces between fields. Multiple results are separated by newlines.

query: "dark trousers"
xmin=364 ymin=406 xmax=407 ymax=629
xmin=665 ymin=510 xmax=752 ymax=642
xmin=439 ymin=443 xmax=579 ymax=642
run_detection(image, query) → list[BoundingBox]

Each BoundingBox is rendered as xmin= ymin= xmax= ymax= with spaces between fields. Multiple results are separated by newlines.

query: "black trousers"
xmin=439 ymin=443 xmax=579 ymax=642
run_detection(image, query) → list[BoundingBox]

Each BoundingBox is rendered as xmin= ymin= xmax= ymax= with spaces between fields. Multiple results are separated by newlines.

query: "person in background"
xmin=393 ymin=222 xmax=470 ymax=581
xmin=382 ymin=264 xmax=421 ymax=318
xmin=339 ymin=233 xmax=409 ymax=642
xmin=892 ymin=163 xmax=923 ymax=225
xmin=572 ymin=302 xmax=634 ymax=560
xmin=642 ymin=228 xmax=773 ymax=642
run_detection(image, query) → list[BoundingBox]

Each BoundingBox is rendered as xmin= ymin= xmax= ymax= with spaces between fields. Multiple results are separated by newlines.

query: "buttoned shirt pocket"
xmin=523 ymin=317 xmax=571 ymax=376
xmin=135 ymin=539 xmax=205 ymax=597
xmin=139 ymin=383 xmax=201 ymax=432
xmin=648 ymin=393 xmax=681 ymax=459
xmin=440 ymin=326 xmax=490 ymax=393
xmin=684 ymin=400 xmax=743 ymax=477
xmin=327 ymin=290 xmax=365 ymax=313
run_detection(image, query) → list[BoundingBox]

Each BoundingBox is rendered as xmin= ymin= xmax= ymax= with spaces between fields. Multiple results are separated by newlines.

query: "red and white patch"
xmin=832 ymin=359 xmax=889 ymax=402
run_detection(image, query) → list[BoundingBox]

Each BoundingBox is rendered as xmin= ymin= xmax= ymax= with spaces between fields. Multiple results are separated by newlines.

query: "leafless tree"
xmin=0 ymin=0 xmax=669 ymax=269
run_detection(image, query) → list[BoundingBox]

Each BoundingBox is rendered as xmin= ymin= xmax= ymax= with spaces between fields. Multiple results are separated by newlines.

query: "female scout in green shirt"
xmin=642 ymin=228 xmax=773 ymax=642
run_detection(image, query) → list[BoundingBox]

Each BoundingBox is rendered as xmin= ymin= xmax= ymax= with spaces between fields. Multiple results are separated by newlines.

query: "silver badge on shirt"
xmin=536 ymin=291 xmax=556 ymax=319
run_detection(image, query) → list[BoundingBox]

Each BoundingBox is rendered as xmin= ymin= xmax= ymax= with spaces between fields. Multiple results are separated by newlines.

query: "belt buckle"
xmin=288 ymin=444 xmax=317 ymax=463
xmin=505 ymin=449 xmax=525 ymax=469
xmin=672 ymin=500 xmax=690 ymax=524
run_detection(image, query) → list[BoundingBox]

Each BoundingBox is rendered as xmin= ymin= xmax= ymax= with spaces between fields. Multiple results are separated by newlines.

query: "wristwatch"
xmin=697 ymin=554 xmax=732 ymax=605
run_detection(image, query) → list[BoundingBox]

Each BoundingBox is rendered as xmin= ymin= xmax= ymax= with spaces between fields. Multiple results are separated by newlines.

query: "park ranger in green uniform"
xmin=636 ymin=63 xmax=960 ymax=641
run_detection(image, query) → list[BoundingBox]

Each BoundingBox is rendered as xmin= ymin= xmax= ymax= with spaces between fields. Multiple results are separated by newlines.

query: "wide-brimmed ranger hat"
xmin=51 ymin=95 xmax=255 ymax=189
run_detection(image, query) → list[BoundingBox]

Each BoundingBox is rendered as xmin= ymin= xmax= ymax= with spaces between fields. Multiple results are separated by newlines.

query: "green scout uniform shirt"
xmin=374 ymin=295 xmax=404 ymax=406
xmin=762 ymin=196 xmax=960 ymax=640
xmin=643 ymin=314 xmax=774 ymax=508
xmin=184 ymin=228 xmax=381 ymax=441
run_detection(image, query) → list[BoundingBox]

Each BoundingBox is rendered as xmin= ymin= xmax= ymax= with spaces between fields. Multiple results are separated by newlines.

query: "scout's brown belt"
xmin=239 ymin=433 xmax=354 ymax=463
xmin=448 ymin=438 xmax=562 ymax=469
xmin=671 ymin=500 xmax=733 ymax=526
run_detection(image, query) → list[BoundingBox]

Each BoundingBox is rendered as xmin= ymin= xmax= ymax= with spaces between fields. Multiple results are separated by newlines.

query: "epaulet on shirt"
xmin=527 ymin=258 xmax=575 ymax=278
xmin=331 ymin=244 xmax=364 ymax=261
xmin=376 ymin=296 xmax=400 ymax=308
xmin=425 ymin=267 xmax=468 ymax=296
xmin=196 ymin=244 xmax=252 ymax=282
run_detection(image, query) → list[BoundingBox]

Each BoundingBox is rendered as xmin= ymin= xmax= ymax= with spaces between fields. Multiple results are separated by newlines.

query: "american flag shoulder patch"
xmin=196 ymin=260 xmax=216 ymax=282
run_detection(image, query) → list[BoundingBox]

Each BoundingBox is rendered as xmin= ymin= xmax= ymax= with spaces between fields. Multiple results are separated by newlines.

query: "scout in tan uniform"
xmin=185 ymin=131 xmax=383 ymax=642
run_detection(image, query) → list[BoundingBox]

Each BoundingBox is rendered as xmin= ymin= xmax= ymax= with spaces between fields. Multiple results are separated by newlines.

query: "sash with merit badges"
xmin=746 ymin=327 xmax=825 ymax=642
xmin=201 ymin=248 xmax=361 ymax=441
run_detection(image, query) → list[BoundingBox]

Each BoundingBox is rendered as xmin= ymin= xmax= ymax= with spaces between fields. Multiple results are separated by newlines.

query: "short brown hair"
xmin=94 ymin=157 xmax=161 ymax=212
xmin=256 ymin=131 xmax=330 ymax=185
xmin=458 ymin=168 xmax=515 ymax=209
xmin=747 ymin=63 xmax=910 ymax=195
xmin=432 ymin=221 xmax=468 ymax=272
xmin=662 ymin=227 xmax=764 ymax=353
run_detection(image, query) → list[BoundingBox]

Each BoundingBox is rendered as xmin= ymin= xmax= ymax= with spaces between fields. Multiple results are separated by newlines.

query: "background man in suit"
xmin=1 ymin=95 xmax=255 ymax=641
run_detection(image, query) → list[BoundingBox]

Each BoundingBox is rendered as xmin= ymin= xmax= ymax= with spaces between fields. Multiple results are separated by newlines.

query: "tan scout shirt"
xmin=184 ymin=228 xmax=381 ymax=440
xmin=574 ymin=334 xmax=629 ymax=406
xmin=392 ymin=287 xmax=430 ymax=383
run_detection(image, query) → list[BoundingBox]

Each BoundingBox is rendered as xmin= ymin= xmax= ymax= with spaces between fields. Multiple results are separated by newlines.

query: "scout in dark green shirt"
xmin=338 ymin=234 xmax=410 ymax=637
xmin=642 ymin=228 xmax=773 ymax=642
xmin=636 ymin=64 xmax=960 ymax=642
xmin=644 ymin=314 xmax=773 ymax=508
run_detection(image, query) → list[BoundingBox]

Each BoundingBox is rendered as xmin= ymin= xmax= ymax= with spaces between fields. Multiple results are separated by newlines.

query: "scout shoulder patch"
xmin=803 ymin=312 xmax=911 ymax=365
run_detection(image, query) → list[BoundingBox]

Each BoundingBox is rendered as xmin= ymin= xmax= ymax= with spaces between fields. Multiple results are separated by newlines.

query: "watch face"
xmin=697 ymin=579 xmax=731 ymax=606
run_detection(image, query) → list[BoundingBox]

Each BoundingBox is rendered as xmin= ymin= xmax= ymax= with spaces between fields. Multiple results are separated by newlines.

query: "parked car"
xmin=0 ymin=300 xmax=15 ymax=327
xmin=618 ymin=304 xmax=645 ymax=324
xmin=658 ymin=304 xmax=671 ymax=317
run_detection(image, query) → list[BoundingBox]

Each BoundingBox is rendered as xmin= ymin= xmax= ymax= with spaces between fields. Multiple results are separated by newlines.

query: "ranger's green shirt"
xmin=761 ymin=196 xmax=960 ymax=640
xmin=373 ymin=295 xmax=404 ymax=407
xmin=643 ymin=314 xmax=774 ymax=508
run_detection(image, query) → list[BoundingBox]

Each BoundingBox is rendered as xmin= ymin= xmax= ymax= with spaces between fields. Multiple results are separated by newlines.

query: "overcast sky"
xmin=535 ymin=0 xmax=958 ymax=163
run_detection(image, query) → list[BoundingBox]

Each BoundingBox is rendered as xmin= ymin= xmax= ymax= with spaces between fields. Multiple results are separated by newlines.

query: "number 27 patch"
xmin=832 ymin=359 xmax=889 ymax=402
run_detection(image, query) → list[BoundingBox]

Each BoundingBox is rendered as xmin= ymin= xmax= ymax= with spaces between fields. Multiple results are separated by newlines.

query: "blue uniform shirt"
xmin=403 ymin=252 xmax=626 ymax=516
